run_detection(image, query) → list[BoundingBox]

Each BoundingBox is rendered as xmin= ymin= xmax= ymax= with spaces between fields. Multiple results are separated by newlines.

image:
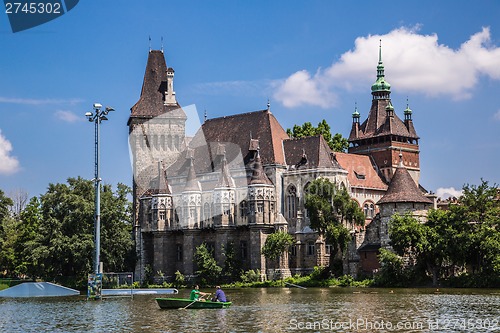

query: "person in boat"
xmin=211 ymin=286 xmax=227 ymax=302
xmin=190 ymin=285 xmax=209 ymax=301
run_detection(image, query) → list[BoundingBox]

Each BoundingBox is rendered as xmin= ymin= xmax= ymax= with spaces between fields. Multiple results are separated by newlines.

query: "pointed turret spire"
xmin=156 ymin=160 xmax=171 ymax=194
xmin=404 ymin=97 xmax=413 ymax=120
xmin=184 ymin=155 xmax=201 ymax=191
xmin=250 ymin=147 xmax=271 ymax=185
xmin=371 ymin=40 xmax=391 ymax=98
xmin=352 ymin=102 xmax=360 ymax=123
xmin=216 ymin=144 xmax=235 ymax=188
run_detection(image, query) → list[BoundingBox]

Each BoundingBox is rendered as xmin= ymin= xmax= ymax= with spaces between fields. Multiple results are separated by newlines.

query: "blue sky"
xmin=0 ymin=1 xmax=499 ymax=199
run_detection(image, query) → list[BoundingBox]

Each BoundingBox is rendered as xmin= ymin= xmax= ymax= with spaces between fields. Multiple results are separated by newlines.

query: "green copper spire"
xmin=404 ymin=97 xmax=412 ymax=120
xmin=352 ymin=101 xmax=360 ymax=118
xmin=371 ymin=40 xmax=391 ymax=94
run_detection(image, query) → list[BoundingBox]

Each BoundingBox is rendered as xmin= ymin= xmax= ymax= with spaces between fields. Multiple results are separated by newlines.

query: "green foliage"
xmin=374 ymin=248 xmax=409 ymax=287
xmin=194 ymin=243 xmax=222 ymax=286
xmin=173 ymin=270 xmax=185 ymax=288
xmin=222 ymin=242 xmax=242 ymax=282
xmin=0 ymin=178 xmax=134 ymax=287
xmin=305 ymin=178 xmax=364 ymax=262
xmin=262 ymin=232 xmax=294 ymax=261
xmin=0 ymin=189 xmax=13 ymax=221
xmin=388 ymin=179 xmax=500 ymax=287
xmin=286 ymin=120 xmax=349 ymax=152
xmin=240 ymin=269 xmax=261 ymax=283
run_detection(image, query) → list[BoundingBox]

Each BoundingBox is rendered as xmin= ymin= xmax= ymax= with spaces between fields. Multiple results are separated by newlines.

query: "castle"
xmin=128 ymin=46 xmax=434 ymax=282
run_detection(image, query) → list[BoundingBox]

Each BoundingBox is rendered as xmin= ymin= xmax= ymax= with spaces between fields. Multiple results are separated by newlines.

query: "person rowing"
xmin=189 ymin=285 xmax=210 ymax=301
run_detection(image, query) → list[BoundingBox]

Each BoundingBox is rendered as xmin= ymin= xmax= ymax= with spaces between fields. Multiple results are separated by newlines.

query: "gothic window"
xmin=189 ymin=207 xmax=197 ymax=220
xmin=223 ymin=204 xmax=230 ymax=216
xmin=159 ymin=210 xmax=166 ymax=221
xmin=239 ymin=200 xmax=247 ymax=217
xmin=286 ymin=185 xmax=297 ymax=219
xmin=363 ymin=202 xmax=375 ymax=218
xmin=204 ymin=203 xmax=211 ymax=221
xmin=307 ymin=242 xmax=315 ymax=256
xmin=160 ymin=135 xmax=165 ymax=150
xmin=290 ymin=245 xmax=297 ymax=256
xmin=249 ymin=203 xmax=255 ymax=215
xmin=176 ymin=244 xmax=183 ymax=261
xmin=257 ymin=202 xmax=264 ymax=213
xmin=270 ymin=202 xmax=275 ymax=213
xmin=240 ymin=241 xmax=248 ymax=260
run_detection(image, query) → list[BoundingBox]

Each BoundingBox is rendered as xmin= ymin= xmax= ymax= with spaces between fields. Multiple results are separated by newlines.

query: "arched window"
xmin=204 ymin=202 xmax=211 ymax=221
xmin=307 ymin=242 xmax=315 ymax=256
xmin=239 ymin=200 xmax=247 ymax=217
xmin=363 ymin=202 xmax=375 ymax=218
xmin=286 ymin=185 xmax=297 ymax=219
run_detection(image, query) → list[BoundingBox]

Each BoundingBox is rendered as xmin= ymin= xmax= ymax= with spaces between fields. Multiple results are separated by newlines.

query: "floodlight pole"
xmin=86 ymin=103 xmax=114 ymax=275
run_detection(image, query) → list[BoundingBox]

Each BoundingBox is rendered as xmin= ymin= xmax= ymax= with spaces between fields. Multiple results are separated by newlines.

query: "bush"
xmin=240 ymin=269 xmax=261 ymax=283
xmin=173 ymin=270 xmax=185 ymax=288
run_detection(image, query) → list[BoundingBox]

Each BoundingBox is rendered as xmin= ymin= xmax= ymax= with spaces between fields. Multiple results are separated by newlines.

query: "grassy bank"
xmin=222 ymin=274 xmax=373 ymax=289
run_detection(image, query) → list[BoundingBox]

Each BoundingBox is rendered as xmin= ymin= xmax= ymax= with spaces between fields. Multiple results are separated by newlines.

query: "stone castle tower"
xmin=127 ymin=50 xmax=187 ymax=219
xmin=128 ymin=50 xmax=186 ymax=278
xmin=348 ymin=43 xmax=421 ymax=185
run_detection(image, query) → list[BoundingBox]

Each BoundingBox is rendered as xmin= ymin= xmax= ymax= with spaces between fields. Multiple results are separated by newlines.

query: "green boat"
xmin=156 ymin=297 xmax=232 ymax=309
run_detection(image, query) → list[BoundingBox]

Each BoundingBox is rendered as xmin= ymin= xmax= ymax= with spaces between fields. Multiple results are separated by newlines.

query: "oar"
xmin=180 ymin=299 xmax=197 ymax=309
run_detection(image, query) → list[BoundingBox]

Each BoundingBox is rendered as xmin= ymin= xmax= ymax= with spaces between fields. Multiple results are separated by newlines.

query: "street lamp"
xmin=86 ymin=103 xmax=115 ymax=275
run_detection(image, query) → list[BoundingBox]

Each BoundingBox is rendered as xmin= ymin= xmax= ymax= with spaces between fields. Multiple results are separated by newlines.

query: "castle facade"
xmin=128 ymin=47 xmax=434 ymax=282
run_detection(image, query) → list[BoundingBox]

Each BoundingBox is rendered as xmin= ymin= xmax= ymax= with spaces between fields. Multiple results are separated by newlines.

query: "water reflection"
xmin=0 ymin=288 xmax=498 ymax=332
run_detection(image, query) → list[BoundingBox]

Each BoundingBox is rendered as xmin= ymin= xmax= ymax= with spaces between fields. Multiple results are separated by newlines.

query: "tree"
xmin=0 ymin=190 xmax=14 ymax=276
xmin=222 ymin=242 xmax=241 ymax=282
xmin=286 ymin=120 xmax=349 ymax=152
xmin=0 ymin=189 xmax=13 ymax=222
xmin=262 ymin=231 xmax=294 ymax=261
xmin=194 ymin=243 xmax=222 ymax=286
xmin=304 ymin=178 xmax=364 ymax=272
xmin=18 ymin=177 xmax=134 ymax=286
xmin=8 ymin=188 xmax=28 ymax=218
xmin=389 ymin=213 xmax=447 ymax=286
xmin=388 ymin=180 xmax=500 ymax=287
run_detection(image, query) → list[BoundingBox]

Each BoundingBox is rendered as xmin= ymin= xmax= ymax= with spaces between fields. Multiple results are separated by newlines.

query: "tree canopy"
xmin=388 ymin=179 xmax=500 ymax=287
xmin=262 ymin=231 xmax=294 ymax=261
xmin=305 ymin=178 xmax=364 ymax=259
xmin=0 ymin=178 xmax=135 ymax=287
xmin=286 ymin=120 xmax=349 ymax=152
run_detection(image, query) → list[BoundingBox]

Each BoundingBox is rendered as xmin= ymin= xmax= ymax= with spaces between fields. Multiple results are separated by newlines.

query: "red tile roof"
xmin=377 ymin=162 xmax=432 ymax=204
xmin=349 ymin=99 xmax=418 ymax=141
xmin=283 ymin=135 xmax=342 ymax=169
xmin=335 ymin=152 xmax=387 ymax=190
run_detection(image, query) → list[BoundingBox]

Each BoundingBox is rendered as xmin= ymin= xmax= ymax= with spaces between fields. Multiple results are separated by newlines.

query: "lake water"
xmin=1 ymin=288 xmax=499 ymax=332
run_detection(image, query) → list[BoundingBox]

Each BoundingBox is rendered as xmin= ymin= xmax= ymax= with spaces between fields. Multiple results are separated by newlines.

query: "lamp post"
xmin=85 ymin=103 xmax=114 ymax=275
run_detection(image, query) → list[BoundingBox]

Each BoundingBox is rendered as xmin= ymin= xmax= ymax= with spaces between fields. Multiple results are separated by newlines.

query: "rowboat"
xmin=156 ymin=297 xmax=232 ymax=309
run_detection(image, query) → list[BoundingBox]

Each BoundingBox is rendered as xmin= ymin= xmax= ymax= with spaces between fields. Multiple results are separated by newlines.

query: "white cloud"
xmin=55 ymin=110 xmax=81 ymax=123
xmin=0 ymin=130 xmax=20 ymax=175
xmin=274 ymin=27 xmax=500 ymax=108
xmin=494 ymin=109 xmax=500 ymax=121
xmin=436 ymin=187 xmax=463 ymax=200
xmin=274 ymin=70 xmax=336 ymax=108
xmin=0 ymin=96 xmax=83 ymax=105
